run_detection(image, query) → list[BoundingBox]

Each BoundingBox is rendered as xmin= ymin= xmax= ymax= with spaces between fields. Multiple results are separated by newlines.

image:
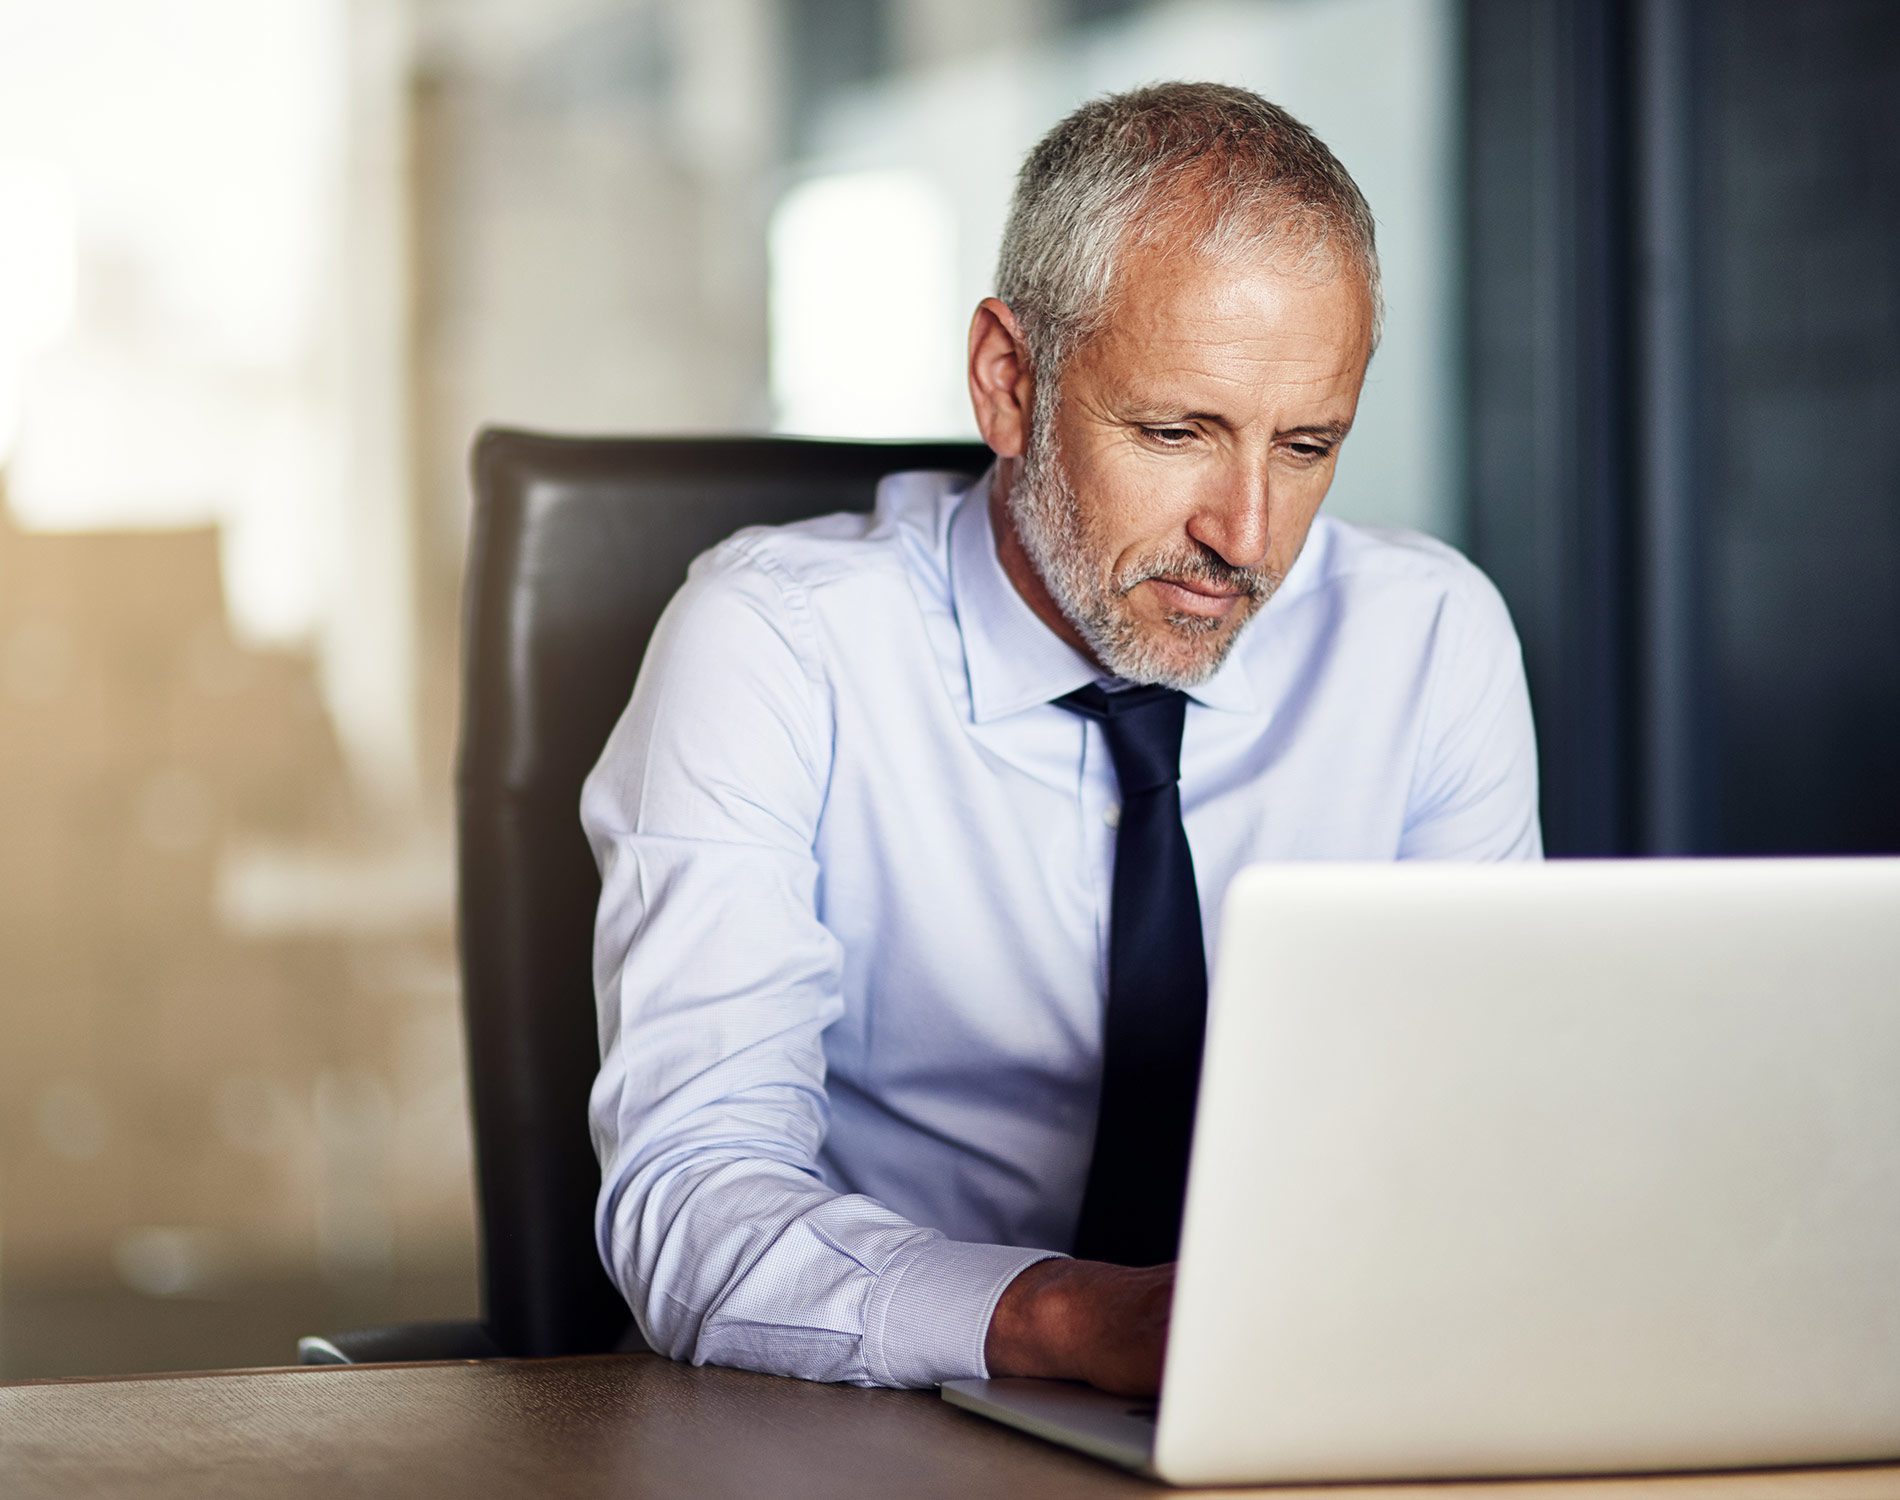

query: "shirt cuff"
xmin=863 ymin=1236 xmax=1065 ymax=1388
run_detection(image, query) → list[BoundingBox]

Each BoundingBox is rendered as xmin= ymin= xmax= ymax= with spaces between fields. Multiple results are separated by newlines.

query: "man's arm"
xmin=584 ymin=540 xmax=1055 ymax=1389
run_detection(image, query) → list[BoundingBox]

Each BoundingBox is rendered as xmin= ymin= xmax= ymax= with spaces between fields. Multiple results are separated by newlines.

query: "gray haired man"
xmin=585 ymin=84 xmax=1540 ymax=1396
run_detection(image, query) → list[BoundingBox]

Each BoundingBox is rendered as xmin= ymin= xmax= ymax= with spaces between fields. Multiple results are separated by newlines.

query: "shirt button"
xmin=1102 ymin=804 xmax=1121 ymax=829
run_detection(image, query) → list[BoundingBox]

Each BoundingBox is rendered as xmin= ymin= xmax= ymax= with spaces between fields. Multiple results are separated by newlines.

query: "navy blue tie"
xmin=1058 ymin=683 xmax=1208 ymax=1266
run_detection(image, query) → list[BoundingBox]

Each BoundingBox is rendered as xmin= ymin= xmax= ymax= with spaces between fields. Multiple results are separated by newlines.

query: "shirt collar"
xmin=947 ymin=470 xmax=1260 ymax=722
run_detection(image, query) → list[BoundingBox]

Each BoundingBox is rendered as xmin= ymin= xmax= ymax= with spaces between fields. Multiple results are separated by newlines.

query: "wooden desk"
xmin=2 ymin=1354 xmax=1895 ymax=1500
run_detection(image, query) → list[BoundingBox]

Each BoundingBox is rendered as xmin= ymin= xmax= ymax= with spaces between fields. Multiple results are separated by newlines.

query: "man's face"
xmin=1007 ymin=240 xmax=1373 ymax=687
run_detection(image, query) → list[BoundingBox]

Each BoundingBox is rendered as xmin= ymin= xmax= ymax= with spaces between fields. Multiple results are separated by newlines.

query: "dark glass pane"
xmin=1698 ymin=0 xmax=1900 ymax=852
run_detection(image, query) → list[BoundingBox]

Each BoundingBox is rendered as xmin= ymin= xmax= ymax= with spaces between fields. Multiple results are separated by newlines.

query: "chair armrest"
xmin=297 ymin=1319 xmax=501 ymax=1365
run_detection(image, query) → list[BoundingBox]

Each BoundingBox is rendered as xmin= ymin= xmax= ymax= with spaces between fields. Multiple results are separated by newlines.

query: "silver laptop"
xmin=943 ymin=859 xmax=1900 ymax=1486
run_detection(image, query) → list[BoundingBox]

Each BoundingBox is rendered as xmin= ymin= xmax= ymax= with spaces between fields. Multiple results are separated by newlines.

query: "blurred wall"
xmin=409 ymin=0 xmax=1464 ymax=551
xmin=0 ymin=0 xmax=468 ymax=1378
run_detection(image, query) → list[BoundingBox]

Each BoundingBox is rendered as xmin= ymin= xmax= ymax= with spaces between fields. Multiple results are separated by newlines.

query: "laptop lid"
xmin=1157 ymin=859 xmax=1900 ymax=1487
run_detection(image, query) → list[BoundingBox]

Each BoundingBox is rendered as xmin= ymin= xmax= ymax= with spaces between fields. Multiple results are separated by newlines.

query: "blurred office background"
xmin=0 ymin=0 xmax=1891 ymax=1376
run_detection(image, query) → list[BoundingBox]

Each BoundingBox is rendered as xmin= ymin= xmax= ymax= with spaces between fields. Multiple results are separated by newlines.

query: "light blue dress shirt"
xmin=583 ymin=468 xmax=1540 ymax=1390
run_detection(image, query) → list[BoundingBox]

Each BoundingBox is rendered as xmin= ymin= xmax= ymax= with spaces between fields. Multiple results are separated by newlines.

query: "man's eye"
xmin=1142 ymin=425 xmax=1195 ymax=444
xmin=1287 ymin=441 xmax=1331 ymax=460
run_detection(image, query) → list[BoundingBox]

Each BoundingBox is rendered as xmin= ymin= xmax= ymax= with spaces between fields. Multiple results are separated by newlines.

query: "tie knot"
xmin=1057 ymin=683 xmax=1188 ymax=796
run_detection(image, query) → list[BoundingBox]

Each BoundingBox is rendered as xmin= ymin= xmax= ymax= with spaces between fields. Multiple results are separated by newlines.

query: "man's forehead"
xmin=1111 ymin=234 xmax=1364 ymax=325
xmin=1083 ymin=247 xmax=1372 ymax=395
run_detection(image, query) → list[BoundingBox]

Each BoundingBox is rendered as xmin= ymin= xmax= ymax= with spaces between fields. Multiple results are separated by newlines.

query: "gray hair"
xmin=995 ymin=82 xmax=1383 ymax=378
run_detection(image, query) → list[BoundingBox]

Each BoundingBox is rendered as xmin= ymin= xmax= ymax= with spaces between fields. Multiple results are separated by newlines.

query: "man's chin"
xmin=1091 ymin=616 xmax=1242 ymax=689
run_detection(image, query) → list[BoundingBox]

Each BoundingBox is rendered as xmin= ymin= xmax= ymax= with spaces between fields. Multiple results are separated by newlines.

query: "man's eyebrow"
xmin=1279 ymin=421 xmax=1351 ymax=443
xmin=1120 ymin=405 xmax=1225 ymax=424
xmin=1120 ymin=411 xmax=1353 ymax=443
xmin=1129 ymin=408 xmax=1251 ymax=430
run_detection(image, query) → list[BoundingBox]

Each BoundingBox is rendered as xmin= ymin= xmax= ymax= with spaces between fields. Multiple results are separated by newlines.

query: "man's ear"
xmin=967 ymin=298 xmax=1037 ymax=459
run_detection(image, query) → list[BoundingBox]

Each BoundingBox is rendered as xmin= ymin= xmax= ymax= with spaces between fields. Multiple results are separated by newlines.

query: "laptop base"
xmin=940 ymin=1377 xmax=1157 ymax=1476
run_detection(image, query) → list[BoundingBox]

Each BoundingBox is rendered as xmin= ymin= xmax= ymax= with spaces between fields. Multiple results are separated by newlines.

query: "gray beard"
xmin=1003 ymin=404 xmax=1282 ymax=689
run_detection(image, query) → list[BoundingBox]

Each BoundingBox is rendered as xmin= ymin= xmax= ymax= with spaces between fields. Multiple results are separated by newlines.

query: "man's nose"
xmin=1185 ymin=463 xmax=1272 ymax=570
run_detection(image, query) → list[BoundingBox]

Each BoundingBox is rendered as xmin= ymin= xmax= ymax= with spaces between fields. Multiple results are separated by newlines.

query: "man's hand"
xmin=983 ymin=1257 xmax=1175 ymax=1396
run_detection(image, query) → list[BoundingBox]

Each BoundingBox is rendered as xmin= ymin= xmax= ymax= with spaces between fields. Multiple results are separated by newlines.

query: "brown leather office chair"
xmin=300 ymin=429 xmax=988 ymax=1363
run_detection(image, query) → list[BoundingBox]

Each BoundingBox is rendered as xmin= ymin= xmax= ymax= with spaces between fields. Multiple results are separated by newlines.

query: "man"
xmin=584 ymin=83 xmax=1539 ymax=1399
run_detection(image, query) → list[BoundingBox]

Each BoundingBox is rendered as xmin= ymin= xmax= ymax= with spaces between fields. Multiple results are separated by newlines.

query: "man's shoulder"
xmin=687 ymin=468 xmax=975 ymax=606
xmin=1296 ymin=515 xmax=1516 ymax=636
xmin=694 ymin=507 xmax=889 ymax=599
xmin=1306 ymin=514 xmax=1486 ymax=587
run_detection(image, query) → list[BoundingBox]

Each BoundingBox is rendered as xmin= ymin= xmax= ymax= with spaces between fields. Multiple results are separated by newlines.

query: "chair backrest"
xmin=459 ymin=429 xmax=991 ymax=1355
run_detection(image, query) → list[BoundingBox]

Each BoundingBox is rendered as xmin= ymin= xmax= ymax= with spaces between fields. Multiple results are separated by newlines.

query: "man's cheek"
xmin=1120 ymin=488 xmax=1200 ymax=548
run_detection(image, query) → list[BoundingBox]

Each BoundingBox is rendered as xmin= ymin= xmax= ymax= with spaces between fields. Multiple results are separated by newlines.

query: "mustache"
xmin=1114 ymin=545 xmax=1281 ymax=602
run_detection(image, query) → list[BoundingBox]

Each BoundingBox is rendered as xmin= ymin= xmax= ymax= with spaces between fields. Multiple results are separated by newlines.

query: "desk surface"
xmin=2 ymin=1354 xmax=1896 ymax=1500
